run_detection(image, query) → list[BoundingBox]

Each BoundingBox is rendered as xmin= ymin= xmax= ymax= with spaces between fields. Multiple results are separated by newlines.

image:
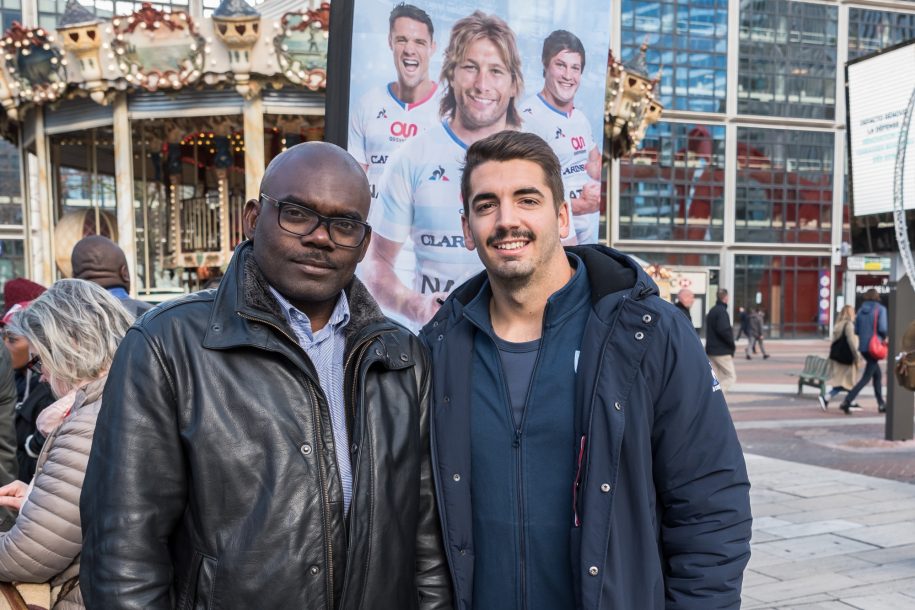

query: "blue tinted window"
xmin=619 ymin=122 xmax=726 ymax=241
xmin=738 ymin=0 xmax=837 ymax=119
xmin=621 ymin=0 xmax=728 ymax=113
xmin=848 ymin=8 xmax=915 ymax=60
xmin=735 ymin=127 xmax=833 ymax=244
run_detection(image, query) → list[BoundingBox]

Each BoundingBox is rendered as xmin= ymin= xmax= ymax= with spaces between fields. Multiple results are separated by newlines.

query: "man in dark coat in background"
xmin=706 ymin=289 xmax=737 ymax=392
xmin=71 ymin=236 xmax=152 ymax=318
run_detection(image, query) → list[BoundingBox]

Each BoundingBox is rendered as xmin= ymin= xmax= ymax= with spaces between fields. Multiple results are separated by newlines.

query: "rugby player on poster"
xmin=362 ymin=11 xmax=527 ymax=329
xmin=348 ymin=3 xmax=441 ymax=204
xmin=520 ymin=30 xmax=602 ymax=243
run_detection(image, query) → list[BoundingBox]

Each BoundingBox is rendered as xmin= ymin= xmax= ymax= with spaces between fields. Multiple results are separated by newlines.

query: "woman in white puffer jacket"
xmin=0 ymin=279 xmax=133 ymax=609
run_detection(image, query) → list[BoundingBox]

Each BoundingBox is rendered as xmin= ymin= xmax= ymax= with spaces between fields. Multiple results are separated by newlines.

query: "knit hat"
xmin=3 ymin=278 xmax=45 ymax=316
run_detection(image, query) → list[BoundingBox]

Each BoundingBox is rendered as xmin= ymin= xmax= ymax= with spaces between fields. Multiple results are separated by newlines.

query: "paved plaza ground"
xmin=726 ymin=338 xmax=915 ymax=608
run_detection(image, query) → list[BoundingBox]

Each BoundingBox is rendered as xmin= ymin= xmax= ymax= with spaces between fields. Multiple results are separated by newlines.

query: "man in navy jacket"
xmin=420 ymin=131 xmax=751 ymax=609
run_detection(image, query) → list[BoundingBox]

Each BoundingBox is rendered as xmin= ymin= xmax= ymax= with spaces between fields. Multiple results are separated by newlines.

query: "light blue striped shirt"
xmin=269 ymin=286 xmax=353 ymax=513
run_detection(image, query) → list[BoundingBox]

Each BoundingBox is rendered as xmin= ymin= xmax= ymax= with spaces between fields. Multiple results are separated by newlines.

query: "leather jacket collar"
xmin=205 ymin=241 xmax=394 ymax=355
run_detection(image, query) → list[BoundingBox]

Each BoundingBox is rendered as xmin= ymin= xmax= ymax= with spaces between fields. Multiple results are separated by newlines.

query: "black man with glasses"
xmin=82 ymin=142 xmax=452 ymax=609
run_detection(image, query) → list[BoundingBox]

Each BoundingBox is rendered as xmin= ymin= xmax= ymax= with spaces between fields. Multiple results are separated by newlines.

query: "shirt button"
xmin=642 ymin=314 xmax=652 ymax=323
xmin=600 ymin=483 xmax=611 ymax=493
xmin=452 ymin=473 xmax=461 ymax=482
xmin=443 ymin=395 xmax=451 ymax=403
xmin=350 ymin=443 xmax=358 ymax=454
xmin=300 ymin=443 xmax=312 ymax=456
xmin=589 ymin=566 xmax=599 ymax=576
xmin=375 ymin=348 xmax=383 ymax=356
xmin=400 ymin=353 xmax=409 ymax=362
xmin=309 ymin=565 xmax=320 ymax=575
xmin=635 ymin=331 xmax=645 ymax=340
xmin=614 ymin=401 xmax=622 ymax=411
xmin=438 ymin=334 xmax=444 ymax=341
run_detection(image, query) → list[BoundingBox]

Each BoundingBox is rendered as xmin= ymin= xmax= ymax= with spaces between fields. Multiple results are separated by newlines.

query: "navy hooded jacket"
xmin=420 ymin=245 xmax=752 ymax=609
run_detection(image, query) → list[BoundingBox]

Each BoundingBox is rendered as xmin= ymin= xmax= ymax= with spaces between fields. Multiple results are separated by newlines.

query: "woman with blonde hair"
xmin=821 ymin=304 xmax=860 ymax=410
xmin=0 ymin=279 xmax=132 ymax=608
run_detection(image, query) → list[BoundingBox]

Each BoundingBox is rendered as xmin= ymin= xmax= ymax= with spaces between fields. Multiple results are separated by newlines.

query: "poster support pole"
xmin=325 ymin=0 xmax=355 ymax=147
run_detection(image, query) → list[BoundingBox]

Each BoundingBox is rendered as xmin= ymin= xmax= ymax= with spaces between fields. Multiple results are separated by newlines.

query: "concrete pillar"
xmin=243 ymin=93 xmax=265 ymax=204
xmin=112 ymin=94 xmax=138 ymax=295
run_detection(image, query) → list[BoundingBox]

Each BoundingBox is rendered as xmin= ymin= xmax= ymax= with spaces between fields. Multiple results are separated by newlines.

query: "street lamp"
xmin=604 ymin=42 xmax=663 ymax=160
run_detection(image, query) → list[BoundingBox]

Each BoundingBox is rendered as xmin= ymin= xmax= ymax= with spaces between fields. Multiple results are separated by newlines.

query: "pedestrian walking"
xmin=80 ymin=143 xmax=451 ymax=609
xmin=839 ymin=289 xmax=887 ymax=414
xmin=675 ymin=288 xmax=699 ymax=333
xmin=706 ymin=289 xmax=738 ymax=392
xmin=746 ymin=308 xmax=770 ymax=359
xmin=735 ymin=306 xmax=750 ymax=341
xmin=821 ymin=304 xmax=860 ymax=410
xmin=422 ymin=131 xmax=751 ymax=609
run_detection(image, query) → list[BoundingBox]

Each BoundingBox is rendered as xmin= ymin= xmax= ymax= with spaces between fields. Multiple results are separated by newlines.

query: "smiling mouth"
xmin=402 ymin=59 xmax=419 ymax=70
xmin=493 ymin=240 xmax=529 ymax=251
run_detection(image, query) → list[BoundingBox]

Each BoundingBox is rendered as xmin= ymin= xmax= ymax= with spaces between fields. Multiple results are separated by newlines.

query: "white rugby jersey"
xmin=520 ymin=93 xmax=599 ymax=243
xmin=348 ymin=83 xmax=442 ymax=203
xmin=370 ymin=120 xmax=484 ymax=325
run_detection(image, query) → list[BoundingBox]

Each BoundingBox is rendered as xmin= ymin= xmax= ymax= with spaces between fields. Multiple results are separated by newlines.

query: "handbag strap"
xmin=0 ymin=583 xmax=29 ymax=610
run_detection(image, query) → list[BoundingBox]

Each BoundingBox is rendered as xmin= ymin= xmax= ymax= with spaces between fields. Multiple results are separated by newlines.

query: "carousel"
xmin=0 ymin=0 xmax=331 ymax=296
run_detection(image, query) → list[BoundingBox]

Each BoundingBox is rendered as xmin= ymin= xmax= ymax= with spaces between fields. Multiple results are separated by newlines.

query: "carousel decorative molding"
xmin=212 ymin=0 xmax=262 ymax=98
xmin=56 ymin=0 xmax=105 ymax=103
xmin=273 ymin=2 xmax=330 ymax=91
xmin=2 ymin=22 xmax=67 ymax=105
xmin=110 ymin=3 xmax=206 ymax=92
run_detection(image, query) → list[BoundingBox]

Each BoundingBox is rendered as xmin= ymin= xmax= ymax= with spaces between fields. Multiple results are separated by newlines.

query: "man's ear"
xmin=119 ymin=264 xmax=131 ymax=287
xmin=558 ymin=201 xmax=571 ymax=240
xmin=461 ymin=212 xmax=476 ymax=251
xmin=242 ymin=198 xmax=260 ymax=240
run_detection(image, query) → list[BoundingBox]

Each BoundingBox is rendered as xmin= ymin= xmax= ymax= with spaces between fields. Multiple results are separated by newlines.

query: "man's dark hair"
xmin=461 ymin=131 xmax=564 ymax=216
xmin=541 ymin=29 xmax=586 ymax=73
xmin=389 ymin=3 xmax=434 ymax=39
xmin=717 ymin=289 xmax=729 ymax=301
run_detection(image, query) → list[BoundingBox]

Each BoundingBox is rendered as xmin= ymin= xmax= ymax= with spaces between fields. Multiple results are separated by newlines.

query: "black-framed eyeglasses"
xmin=260 ymin=193 xmax=371 ymax=248
xmin=25 ymin=354 xmax=41 ymax=376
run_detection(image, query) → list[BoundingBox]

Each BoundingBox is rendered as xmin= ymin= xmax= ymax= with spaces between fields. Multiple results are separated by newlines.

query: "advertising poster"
xmin=347 ymin=0 xmax=612 ymax=329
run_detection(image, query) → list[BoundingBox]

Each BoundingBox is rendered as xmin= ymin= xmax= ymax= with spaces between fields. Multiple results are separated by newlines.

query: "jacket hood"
xmin=424 ymin=244 xmax=658 ymax=334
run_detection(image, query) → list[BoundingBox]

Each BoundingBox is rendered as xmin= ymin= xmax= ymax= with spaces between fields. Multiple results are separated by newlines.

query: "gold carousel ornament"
xmin=56 ymin=0 xmax=106 ymax=104
xmin=2 ymin=22 xmax=68 ymax=105
xmin=605 ymin=41 xmax=664 ymax=159
xmin=212 ymin=0 xmax=262 ymax=98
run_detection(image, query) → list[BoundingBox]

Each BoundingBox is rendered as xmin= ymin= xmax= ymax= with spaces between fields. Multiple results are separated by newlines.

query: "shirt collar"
xmin=107 ymin=286 xmax=130 ymax=300
xmin=268 ymin=285 xmax=351 ymax=341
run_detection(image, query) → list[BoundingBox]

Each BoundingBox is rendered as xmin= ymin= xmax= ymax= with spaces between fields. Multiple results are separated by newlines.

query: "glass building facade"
xmin=614 ymin=0 xmax=915 ymax=337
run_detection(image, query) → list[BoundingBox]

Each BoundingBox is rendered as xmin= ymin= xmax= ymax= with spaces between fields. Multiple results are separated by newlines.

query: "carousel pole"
xmin=113 ymin=93 xmax=138 ymax=295
xmin=243 ymin=90 xmax=265 ymax=204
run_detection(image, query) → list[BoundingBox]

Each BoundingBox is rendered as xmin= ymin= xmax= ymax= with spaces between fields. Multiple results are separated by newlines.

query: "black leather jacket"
xmin=80 ymin=242 xmax=451 ymax=609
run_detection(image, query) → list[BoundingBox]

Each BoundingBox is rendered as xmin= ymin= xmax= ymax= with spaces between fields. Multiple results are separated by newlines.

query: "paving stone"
xmin=757 ymin=520 xmax=862 ymax=539
xmin=753 ymin=534 xmax=878 ymax=562
xmin=836 ymin=523 xmax=915 ymax=548
xmin=745 ymin=574 xmax=861 ymax=604
xmin=838 ymin=593 xmax=915 ymax=609
xmin=751 ymin=555 xmax=878 ymax=581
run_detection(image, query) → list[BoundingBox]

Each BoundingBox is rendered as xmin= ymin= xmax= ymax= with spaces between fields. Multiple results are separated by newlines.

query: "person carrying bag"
xmin=822 ymin=305 xmax=860 ymax=410
xmin=839 ymin=290 xmax=888 ymax=414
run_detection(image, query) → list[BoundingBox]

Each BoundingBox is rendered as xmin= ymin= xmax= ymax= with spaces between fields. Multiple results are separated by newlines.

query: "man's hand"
xmin=407 ymin=292 xmax=447 ymax=326
xmin=573 ymin=181 xmax=602 ymax=216
xmin=0 ymin=480 xmax=29 ymax=511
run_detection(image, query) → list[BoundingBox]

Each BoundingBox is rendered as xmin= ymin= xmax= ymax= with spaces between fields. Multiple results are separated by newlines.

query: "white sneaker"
xmin=818 ymin=395 xmax=828 ymax=411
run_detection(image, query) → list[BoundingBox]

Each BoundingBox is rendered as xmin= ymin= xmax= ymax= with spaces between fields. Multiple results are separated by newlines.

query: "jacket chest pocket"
xmin=178 ymin=550 xmax=218 ymax=610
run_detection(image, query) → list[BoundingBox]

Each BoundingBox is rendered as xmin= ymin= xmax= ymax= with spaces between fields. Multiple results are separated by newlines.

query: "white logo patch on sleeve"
xmin=709 ymin=361 xmax=722 ymax=392
xmin=574 ymin=350 xmax=580 ymax=373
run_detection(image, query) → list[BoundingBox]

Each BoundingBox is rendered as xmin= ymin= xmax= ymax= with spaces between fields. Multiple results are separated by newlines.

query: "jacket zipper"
xmin=338 ymin=332 xmax=385 ymax=608
xmin=498 ymin=305 xmax=550 ymax=610
xmin=238 ymin=312 xmax=336 ymax=608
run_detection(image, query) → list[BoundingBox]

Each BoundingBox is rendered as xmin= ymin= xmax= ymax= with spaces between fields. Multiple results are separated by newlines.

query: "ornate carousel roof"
xmin=0 ymin=0 xmax=331 ymax=120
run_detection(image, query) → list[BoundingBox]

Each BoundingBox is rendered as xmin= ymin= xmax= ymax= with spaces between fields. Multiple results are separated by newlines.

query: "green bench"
xmin=790 ymin=355 xmax=833 ymax=398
